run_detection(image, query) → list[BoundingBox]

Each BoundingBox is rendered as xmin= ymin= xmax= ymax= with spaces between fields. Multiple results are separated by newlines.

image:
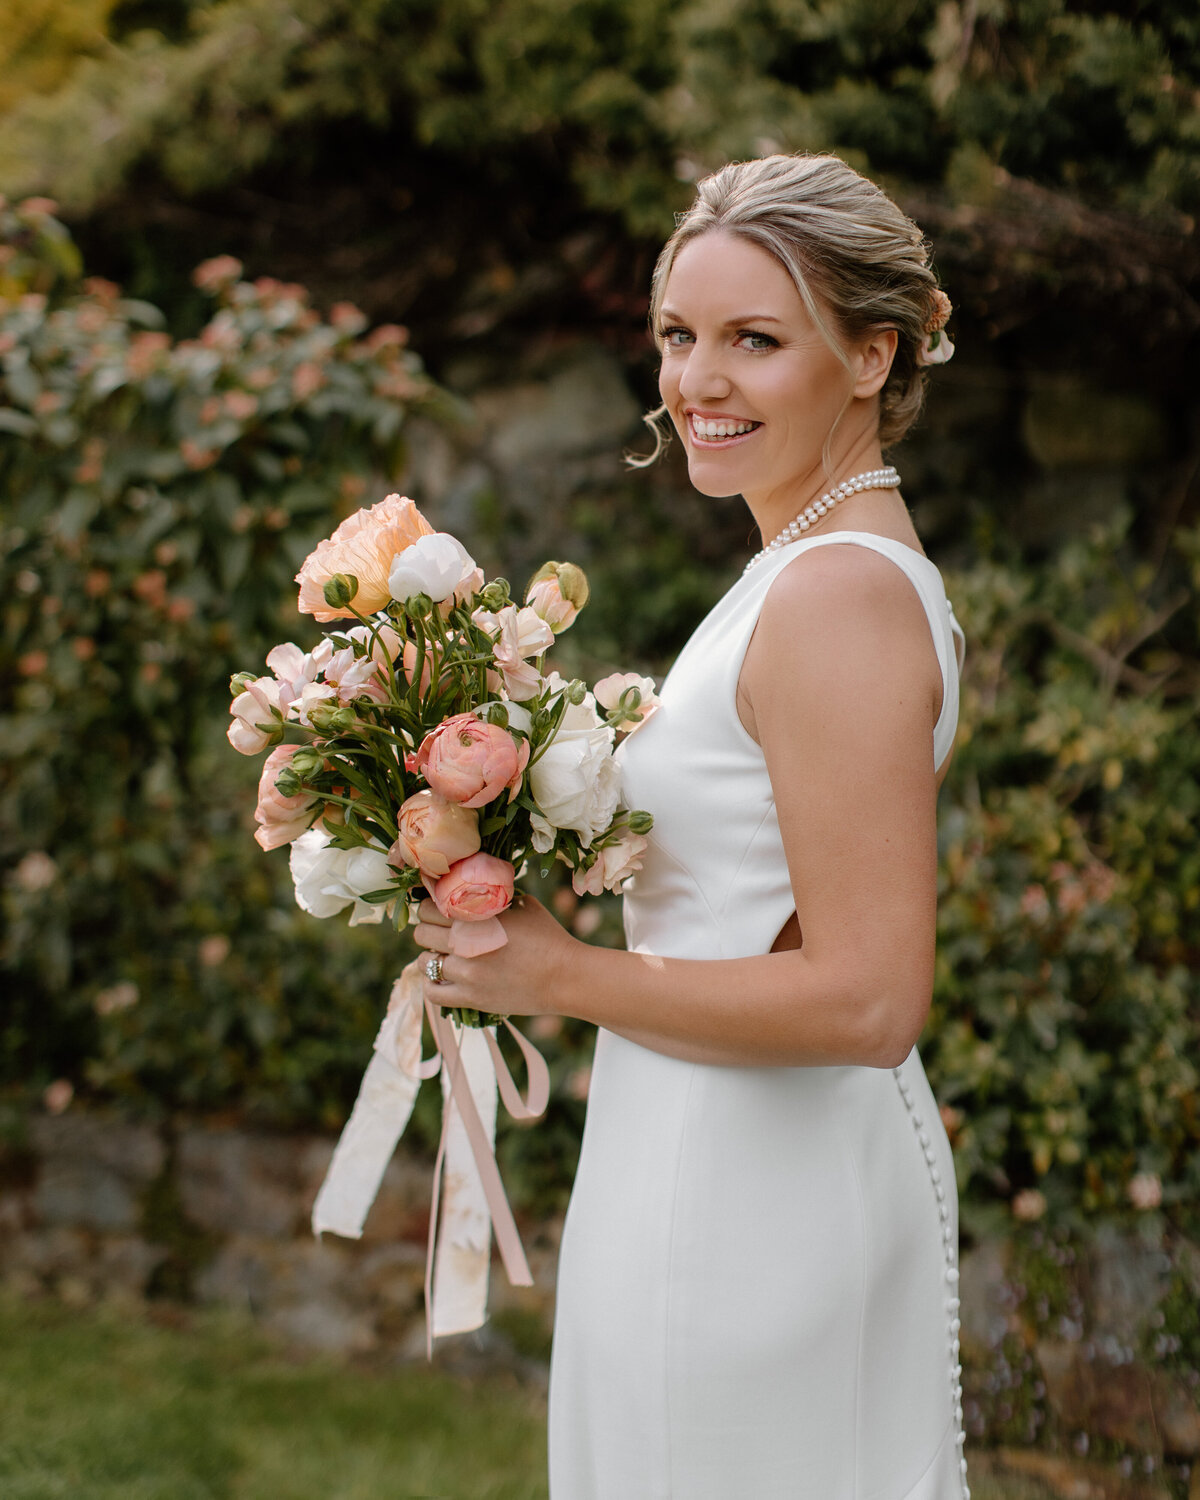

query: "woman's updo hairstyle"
xmin=635 ymin=153 xmax=949 ymax=462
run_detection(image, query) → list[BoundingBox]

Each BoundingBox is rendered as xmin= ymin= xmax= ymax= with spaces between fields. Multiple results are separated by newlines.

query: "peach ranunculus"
xmin=227 ymin=675 xmax=285 ymax=754
xmin=432 ymin=851 xmax=515 ymax=922
xmin=525 ymin=561 xmax=590 ymax=633
xmin=254 ymin=746 xmax=320 ymax=850
xmin=388 ymin=789 xmax=481 ymax=878
xmin=593 ymin=671 xmax=661 ymax=732
xmin=471 ymin=604 xmax=554 ymax=701
xmin=296 ymin=493 xmax=435 ymax=621
xmin=571 ymin=829 xmax=648 ymax=897
xmin=408 ymin=712 xmax=529 ymax=808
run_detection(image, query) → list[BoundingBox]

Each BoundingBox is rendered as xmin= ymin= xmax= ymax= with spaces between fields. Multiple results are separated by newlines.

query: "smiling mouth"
xmin=688 ymin=415 xmax=762 ymax=444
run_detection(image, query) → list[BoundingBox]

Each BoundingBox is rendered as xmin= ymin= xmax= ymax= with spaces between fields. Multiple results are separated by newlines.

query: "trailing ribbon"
xmin=310 ymin=960 xmax=550 ymax=1357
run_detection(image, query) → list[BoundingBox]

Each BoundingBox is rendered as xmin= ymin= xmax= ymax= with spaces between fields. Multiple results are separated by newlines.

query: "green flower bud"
xmin=273 ymin=766 xmax=304 ymax=797
xmin=308 ymin=701 xmax=356 ymax=735
xmin=627 ymin=809 xmax=654 ymax=835
xmin=486 ymin=702 xmax=510 ymax=728
xmin=405 ymin=592 xmax=434 ymax=618
xmin=289 ymin=745 xmax=326 ymax=778
xmin=565 ymin=678 xmax=588 ymax=706
xmin=323 ymin=573 xmax=358 ymax=610
xmin=478 ymin=579 xmax=511 ymax=611
xmin=230 ymin=671 xmax=255 ymax=696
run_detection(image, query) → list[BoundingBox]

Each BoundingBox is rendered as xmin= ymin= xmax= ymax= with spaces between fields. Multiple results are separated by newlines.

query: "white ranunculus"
xmin=529 ymin=725 xmax=620 ymax=848
xmin=290 ymin=829 xmax=395 ymax=926
xmin=388 ymin=532 xmax=478 ymax=604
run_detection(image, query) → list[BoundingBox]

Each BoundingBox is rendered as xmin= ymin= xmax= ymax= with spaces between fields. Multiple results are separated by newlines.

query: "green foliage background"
xmin=0 ymin=1 xmax=1197 ymax=1244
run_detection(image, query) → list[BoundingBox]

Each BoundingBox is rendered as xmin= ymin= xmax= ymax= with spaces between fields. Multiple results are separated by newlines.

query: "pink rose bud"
xmin=388 ymin=789 xmax=481 ymax=878
xmin=432 ymin=851 xmax=515 ymax=922
xmin=409 ymin=712 xmax=529 ymax=808
xmin=253 ymin=745 xmax=319 ymax=850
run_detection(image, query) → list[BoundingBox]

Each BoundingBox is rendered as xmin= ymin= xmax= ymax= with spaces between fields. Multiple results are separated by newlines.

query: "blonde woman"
xmin=415 ymin=153 xmax=969 ymax=1499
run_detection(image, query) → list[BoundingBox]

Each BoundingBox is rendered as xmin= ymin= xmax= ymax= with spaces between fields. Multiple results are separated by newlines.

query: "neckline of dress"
xmin=738 ymin=529 xmax=941 ymax=588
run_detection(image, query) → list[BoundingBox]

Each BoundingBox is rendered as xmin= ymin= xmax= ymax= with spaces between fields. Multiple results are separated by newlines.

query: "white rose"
xmin=388 ymin=532 xmax=478 ymax=604
xmin=529 ymin=725 xmax=620 ymax=848
xmin=289 ymin=829 xmax=395 ymax=926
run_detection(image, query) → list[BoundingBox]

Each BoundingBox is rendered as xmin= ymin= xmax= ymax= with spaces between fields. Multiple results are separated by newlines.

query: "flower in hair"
xmin=917 ymin=289 xmax=954 ymax=366
xmin=917 ymin=328 xmax=955 ymax=366
xmin=924 ymin=289 xmax=952 ymax=334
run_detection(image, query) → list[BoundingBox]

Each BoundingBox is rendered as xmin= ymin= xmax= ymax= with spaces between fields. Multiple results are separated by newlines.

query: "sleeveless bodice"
xmin=618 ymin=531 xmax=966 ymax=964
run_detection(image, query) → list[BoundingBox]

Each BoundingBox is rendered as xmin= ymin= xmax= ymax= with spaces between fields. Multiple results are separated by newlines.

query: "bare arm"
xmin=416 ymin=545 xmax=945 ymax=1069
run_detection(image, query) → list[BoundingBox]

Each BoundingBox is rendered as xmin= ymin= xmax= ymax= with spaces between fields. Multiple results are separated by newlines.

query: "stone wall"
xmin=0 ymin=1110 xmax=558 ymax=1369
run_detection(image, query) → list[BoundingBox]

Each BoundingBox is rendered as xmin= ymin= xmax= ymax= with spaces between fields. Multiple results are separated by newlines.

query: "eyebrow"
xmin=660 ymin=310 xmax=785 ymax=326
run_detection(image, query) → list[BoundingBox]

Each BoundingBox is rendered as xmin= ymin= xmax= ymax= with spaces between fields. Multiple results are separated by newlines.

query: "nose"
xmin=675 ymin=337 xmax=734 ymax=406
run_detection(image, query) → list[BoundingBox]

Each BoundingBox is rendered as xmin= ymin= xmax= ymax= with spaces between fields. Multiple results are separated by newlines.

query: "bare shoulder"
xmin=740 ymin=540 xmax=941 ymax=740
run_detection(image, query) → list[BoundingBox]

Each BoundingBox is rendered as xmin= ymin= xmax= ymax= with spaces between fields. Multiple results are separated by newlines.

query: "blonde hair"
xmin=631 ymin=153 xmax=948 ymax=465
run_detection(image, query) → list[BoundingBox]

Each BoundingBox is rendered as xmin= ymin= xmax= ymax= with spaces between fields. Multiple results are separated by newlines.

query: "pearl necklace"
xmin=742 ymin=466 xmax=902 ymax=573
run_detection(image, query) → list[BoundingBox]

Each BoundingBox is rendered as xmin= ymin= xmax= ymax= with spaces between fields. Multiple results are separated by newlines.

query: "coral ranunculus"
xmin=409 ymin=713 xmax=529 ymax=808
xmin=388 ymin=789 xmax=481 ymax=877
xmin=432 ymin=851 xmax=515 ymax=922
xmin=296 ymin=493 xmax=434 ymax=621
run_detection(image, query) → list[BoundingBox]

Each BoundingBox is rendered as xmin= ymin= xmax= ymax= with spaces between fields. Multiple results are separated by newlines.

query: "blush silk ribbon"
xmin=310 ymin=958 xmax=550 ymax=1358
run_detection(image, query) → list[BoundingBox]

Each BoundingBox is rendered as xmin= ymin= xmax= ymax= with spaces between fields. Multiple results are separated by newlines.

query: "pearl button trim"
xmin=893 ymin=1062 xmax=969 ymax=1496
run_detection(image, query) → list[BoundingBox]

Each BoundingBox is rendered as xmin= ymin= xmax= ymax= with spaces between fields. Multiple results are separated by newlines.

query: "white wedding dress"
xmin=547 ymin=532 xmax=970 ymax=1500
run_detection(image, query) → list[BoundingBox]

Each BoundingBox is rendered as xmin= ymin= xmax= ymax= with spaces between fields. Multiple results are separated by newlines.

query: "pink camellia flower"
xmin=296 ymin=493 xmax=435 ymax=621
xmin=572 ymin=830 xmax=648 ymax=897
xmin=227 ymin=675 xmax=284 ymax=754
xmin=254 ymin=746 xmax=319 ymax=850
xmin=388 ymin=789 xmax=481 ymax=878
xmin=593 ymin=672 xmax=661 ymax=732
xmin=408 ymin=713 xmax=529 ymax=808
xmin=432 ymin=851 xmax=515 ymax=922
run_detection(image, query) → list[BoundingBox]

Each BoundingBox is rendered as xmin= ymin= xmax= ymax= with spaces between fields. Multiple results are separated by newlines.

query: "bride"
xmin=414 ymin=152 xmax=970 ymax=1500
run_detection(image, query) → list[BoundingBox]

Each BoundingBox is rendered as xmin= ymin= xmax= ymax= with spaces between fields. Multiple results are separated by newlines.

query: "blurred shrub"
xmin=0 ymin=200 xmax=449 ymax=1128
xmin=929 ymin=515 xmax=1200 ymax=1237
xmin=0 ymin=0 xmax=1196 ymax=230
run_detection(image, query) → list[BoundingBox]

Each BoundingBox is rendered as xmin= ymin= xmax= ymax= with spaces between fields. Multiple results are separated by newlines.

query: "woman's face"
xmin=656 ymin=231 xmax=874 ymax=515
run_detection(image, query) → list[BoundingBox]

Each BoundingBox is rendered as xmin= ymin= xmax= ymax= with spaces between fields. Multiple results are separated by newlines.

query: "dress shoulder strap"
xmin=749 ymin=531 xmax=964 ymax=773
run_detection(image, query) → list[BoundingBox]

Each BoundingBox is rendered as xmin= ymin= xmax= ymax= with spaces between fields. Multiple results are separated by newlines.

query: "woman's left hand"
xmin=412 ymin=894 xmax=578 ymax=1017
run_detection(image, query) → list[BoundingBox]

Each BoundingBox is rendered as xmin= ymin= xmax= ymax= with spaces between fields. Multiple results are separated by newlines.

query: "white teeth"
xmin=690 ymin=417 xmax=757 ymax=440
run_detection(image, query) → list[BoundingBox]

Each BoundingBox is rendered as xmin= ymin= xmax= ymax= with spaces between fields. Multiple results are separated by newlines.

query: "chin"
xmin=685 ymin=462 xmax=744 ymax=499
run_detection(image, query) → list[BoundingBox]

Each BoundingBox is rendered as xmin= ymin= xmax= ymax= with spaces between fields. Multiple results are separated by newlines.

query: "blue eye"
xmin=658 ymin=326 xmax=693 ymax=347
xmin=739 ymin=331 xmax=778 ymax=351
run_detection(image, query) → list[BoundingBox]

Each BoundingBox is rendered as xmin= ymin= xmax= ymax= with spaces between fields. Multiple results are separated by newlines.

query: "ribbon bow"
xmin=311 ymin=960 xmax=550 ymax=1358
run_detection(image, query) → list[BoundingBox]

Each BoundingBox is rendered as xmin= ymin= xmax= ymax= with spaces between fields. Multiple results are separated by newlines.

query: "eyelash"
xmin=657 ymin=326 xmax=779 ymax=352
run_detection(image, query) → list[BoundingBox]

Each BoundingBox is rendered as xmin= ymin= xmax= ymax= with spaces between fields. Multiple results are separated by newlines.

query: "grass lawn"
xmin=0 ymin=1293 xmax=1066 ymax=1499
xmin=0 ymin=1295 xmax=548 ymax=1500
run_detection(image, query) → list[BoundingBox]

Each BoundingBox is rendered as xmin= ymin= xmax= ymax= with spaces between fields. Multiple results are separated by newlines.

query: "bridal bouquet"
xmin=227 ymin=492 xmax=656 ymax=1025
xmin=225 ymin=493 xmax=659 ymax=1350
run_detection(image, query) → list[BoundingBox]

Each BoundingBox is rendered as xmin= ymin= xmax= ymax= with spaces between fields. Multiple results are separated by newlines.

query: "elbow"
xmin=862 ymin=989 xmax=931 ymax=1070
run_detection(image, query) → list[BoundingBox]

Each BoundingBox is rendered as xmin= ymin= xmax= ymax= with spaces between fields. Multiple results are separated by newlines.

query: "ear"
xmin=853 ymin=329 xmax=898 ymax=400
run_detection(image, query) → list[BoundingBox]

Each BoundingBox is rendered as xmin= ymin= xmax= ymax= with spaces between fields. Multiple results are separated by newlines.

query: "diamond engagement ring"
xmin=424 ymin=953 xmax=445 ymax=985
